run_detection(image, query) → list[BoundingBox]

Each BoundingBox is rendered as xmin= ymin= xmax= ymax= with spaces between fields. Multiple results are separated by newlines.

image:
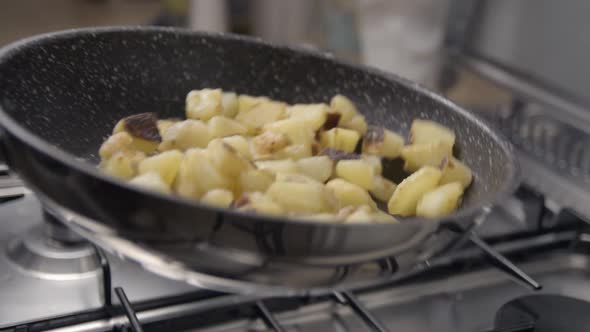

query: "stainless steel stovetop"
xmin=1 ymin=169 xmax=588 ymax=332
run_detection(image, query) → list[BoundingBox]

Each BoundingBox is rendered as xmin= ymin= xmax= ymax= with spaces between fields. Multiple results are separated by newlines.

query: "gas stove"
xmin=0 ymin=162 xmax=589 ymax=332
xmin=2 ymin=50 xmax=590 ymax=331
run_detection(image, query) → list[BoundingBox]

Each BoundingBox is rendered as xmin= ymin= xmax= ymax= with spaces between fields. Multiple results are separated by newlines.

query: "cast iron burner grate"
xmin=493 ymin=294 xmax=590 ymax=332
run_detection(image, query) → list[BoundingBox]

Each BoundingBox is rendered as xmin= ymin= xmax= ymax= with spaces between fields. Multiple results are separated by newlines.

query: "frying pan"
xmin=0 ymin=27 xmax=518 ymax=295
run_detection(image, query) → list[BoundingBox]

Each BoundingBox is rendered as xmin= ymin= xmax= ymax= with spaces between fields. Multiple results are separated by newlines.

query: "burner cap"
xmin=495 ymin=294 xmax=590 ymax=332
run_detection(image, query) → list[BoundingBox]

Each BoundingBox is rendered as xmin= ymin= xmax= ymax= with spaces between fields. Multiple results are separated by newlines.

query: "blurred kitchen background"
xmin=2 ymin=0 xmax=590 ymax=212
xmin=0 ymin=0 xmax=507 ymax=106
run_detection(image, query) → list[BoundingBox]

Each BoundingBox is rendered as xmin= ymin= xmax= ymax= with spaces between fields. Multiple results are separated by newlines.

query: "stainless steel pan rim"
xmin=0 ymin=26 xmax=519 ymax=229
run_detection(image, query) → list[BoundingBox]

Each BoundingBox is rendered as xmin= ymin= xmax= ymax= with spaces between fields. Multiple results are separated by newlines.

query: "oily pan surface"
xmin=0 ymin=29 xmax=511 ymax=211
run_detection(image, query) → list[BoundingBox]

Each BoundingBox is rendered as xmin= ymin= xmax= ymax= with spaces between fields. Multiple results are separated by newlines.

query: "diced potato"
xmin=296 ymin=156 xmax=334 ymax=183
xmin=238 ymin=168 xmax=275 ymax=195
xmin=387 ymin=166 xmax=442 ymax=216
xmin=157 ymin=119 xmax=178 ymax=136
xmin=207 ymin=139 xmax=252 ymax=177
xmin=208 ymin=115 xmax=247 ymax=138
xmin=174 ymin=148 xmax=233 ymax=199
xmin=99 ymin=132 xmax=134 ymax=160
xmin=101 ymin=91 xmax=472 ymax=222
xmin=326 ymin=178 xmax=376 ymax=208
xmin=330 ymin=94 xmax=358 ymax=124
xmin=264 ymin=118 xmax=314 ymax=147
xmin=251 ymin=131 xmax=290 ymax=156
xmin=372 ymin=210 xmax=399 ymax=223
xmin=221 ymin=92 xmax=239 ymax=118
xmin=440 ymin=157 xmax=473 ymax=188
xmin=266 ymin=177 xmax=336 ymax=213
xmin=345 ymin=205 xmax=373 ymax=223
xmin=341 ymin=114 xmax=368 ymax=136
xmin=138 ymin=150 xmax=183 ymax=186
xmin=410 ymin=119 xmax=456 ymax=148
xmin=370 ymin=176 xmax=397 ymax=202
xmin=100 ymin=150 xmax=145 ymax=180
xmin=201 ymin=188 xmax=234 ymax=208
xmin=362 ymin=126 xmax=404 ymax=158
xmin=362 ymin=155 xmax=382 ymax=175
xmin=319 ymin=128 xmax=360 ymax=153
xmin=274 ymin=144 xmax=312 ymax=160
xmin=112 ymin=119 xmax=126 ymax=134
xmin=416 ymin=182 xmax=464 ymax=218
xmin=236 ymin=100 xmax=286 ymax=134
xmin=186 ymin=88 xmax=223 ymax=121
xmin=237 ymin=95 xmax=270 ymax=113
xmin=128 ymin=138 xmax=159 ymax=155
xmin=274 ymin=172 xmax=317 ymax=183
xmin=129 ymin=171 xmax=171 ymax=194
xmin=335 ymin=159 xmax=374 ymax=190
xmin=401 ymin=142 xmax=451 ymax=173
xmin=288 ymin=104 xmax=329 ymax=131
xmin=221 ymin=135 xmax=251 ymax=159
xmin=255 ymin=159 xmax=298 ymax=174
xmin=159 ymin=119 xmax=211 ymax=151
xmin=234 ymin=192 xmax=283 ymax=216
xmin=112 ymin=113 xmax=161 ymax=153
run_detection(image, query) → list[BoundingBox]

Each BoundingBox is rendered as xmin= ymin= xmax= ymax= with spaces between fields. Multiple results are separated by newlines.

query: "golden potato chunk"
xmin=138 ymin=150 xmax=183 ymax=186
xmin=440 ymin=157 xmax=473 ymax=188
xmin=267 ymin=176 xmax=336 ymax=213
xmin=370 ymin=176 xmax=397 ymax=202
xmin=387 ymin=166 xmax=442 ymax=216
xmin=401 ymin=142 xmax=451 ymax=172
xmin=236 ymin=100 xmax=286 ymax=134
xmin=201 ymin=189 xmax=234 ymax=208
xmin=362 ymin=155 xmax=382 ymax=175
xmin=237 ymin=95 xmax=270 ymax=113
xmin=186 ymin=88 xmax=223 ymax=121
xmin=344 ymin=205 xmax=374 ymax=223
xmin=372 ymin=210 xmax=399 ymax=223
xmin=220 ymin=135 xmax=251 ymax=159
xmin=416 ymin=182 xmax=464 ymax=218
xmin=362 ymin=126 xmax=404 ymax=158
xmin=99 ymin=132 xmax=134 ymax=160
xmin=330 ymin=94 xmax=358 ymax=124
xmin=238 ymin=168 xmax=275 ymax=195
xmin=335 ymin=159 xmax=375 ymax=190
xmin=288 ymin=103 xmax=329 ymax=131
xmin=208 ymin=115 xmax=248 ymax=138
xmin=341 ymin=114 xmax=368 ymax=136
xmin=100 ymin=150 xmax=145 ymax=180
xmin=207 ymin=139 xmax=252 ymax=177
xmin=264 ymin=118 xmax=314 ymax=147
xmin=234 ymin=192 xmax=283 ymax=216
xmin=296 ymin=156 xmax=334 ymax=183
xmin=274 ymin=144 xmax=312 ymax=160
xmin=326 ymin=178 xmax=376 ymax=208
xmin=251 ymin=131 xmax=290 ymax=156
xmin=254 ymin=159 xmax=299 ymax=174
xmin=157 ymin=119 xmax=179 ymax=136
xmin=159 ymin=119 xmax=211 ymax=151
xmin=129 ymin=171 xmax=171 ymax=194
xmin=320 ymin=128 xmax=360 ymax=153
xmin=410 ymin=119 xmax=456 ymax=148
xmin=221 ymin=92 xmax=239 ymax=118
xmin=174 ymin=149 xmax=233 ymax=199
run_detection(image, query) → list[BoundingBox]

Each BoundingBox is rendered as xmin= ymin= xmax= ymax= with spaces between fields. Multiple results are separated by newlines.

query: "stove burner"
xmin=5 ymin=212 xmax=100 ymax=280
xmin=495 ymin=294 xmax=590 ymax=332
